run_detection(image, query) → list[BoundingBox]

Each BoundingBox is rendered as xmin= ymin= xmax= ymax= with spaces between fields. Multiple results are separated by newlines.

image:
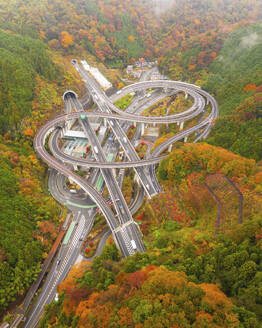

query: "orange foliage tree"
xmin=60 ymin=31 xmax=74 ymax=48
xmin=244 ymin=84 xmax=257 ymax=92
xmin=128 ymin=35 xmax=135 ymax=42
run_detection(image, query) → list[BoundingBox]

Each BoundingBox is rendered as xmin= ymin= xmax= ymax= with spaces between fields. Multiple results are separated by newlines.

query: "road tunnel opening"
xmin=63 ymin=90 xmax=78 ymax=101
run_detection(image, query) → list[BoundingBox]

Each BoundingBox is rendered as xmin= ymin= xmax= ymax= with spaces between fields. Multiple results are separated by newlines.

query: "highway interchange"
xmin=23 ymin=60 xmax=218 ymax=327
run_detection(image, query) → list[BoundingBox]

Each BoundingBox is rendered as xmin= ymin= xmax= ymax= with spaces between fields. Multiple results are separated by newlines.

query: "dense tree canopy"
xmin=1 ymin=0 xmax=262 ymax=323
xmin=0 ymin=30 xmax=58 ymax=134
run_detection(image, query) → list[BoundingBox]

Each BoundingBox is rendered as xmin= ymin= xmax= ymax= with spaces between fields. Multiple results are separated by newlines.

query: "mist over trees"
xmin=0 ymin=0 xmax=262 ymax=326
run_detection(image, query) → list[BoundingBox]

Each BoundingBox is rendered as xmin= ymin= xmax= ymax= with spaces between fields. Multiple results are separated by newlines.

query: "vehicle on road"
xmin=94 ymin=146 xmax=99 ymax=154
xmin=131 ymin=240 xmax=137 ymax=250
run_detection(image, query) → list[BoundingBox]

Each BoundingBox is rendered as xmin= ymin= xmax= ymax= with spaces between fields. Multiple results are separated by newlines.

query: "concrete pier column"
xmin=112 ymin=169 xmax=117 ymax=178
xmin=141 ymin=123 xmax=145 ymax=135
xmin=168 ymin=144 xmax=172 ymax=153
xmin=184 ymin=136 xmax=188 ymax=143
xmin=73 ymin=164 xmax=78 ymax=171
xmin=134 ymin=121 xmax=137 ymax=127
xmin=65 ymin=121 xmax=69 ymax=132
xmin=112 ymin=232 xmax=121 ymax=251
xmin=134 ymin=173 xmax=140 ymax=184
xmin=179 ymin=121 xmax=184 ymax=131
xmin=185 ymin=92 xmax=188 ymax=99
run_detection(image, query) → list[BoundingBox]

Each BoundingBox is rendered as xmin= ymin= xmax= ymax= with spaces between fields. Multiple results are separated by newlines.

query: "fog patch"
xmin=240 ymin=33 xmax=260 ymax=48
xmin=153 ymin=0 xmax=176 ymax=16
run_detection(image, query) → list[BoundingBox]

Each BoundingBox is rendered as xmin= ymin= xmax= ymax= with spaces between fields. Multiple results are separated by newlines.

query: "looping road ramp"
xmin=34 ymin=60 xmax=218 ymax=257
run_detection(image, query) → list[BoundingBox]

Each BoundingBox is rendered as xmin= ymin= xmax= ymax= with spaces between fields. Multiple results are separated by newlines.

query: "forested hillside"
xmin=39 ymin=146 xmax=262 ymax=327
xmin=0 ymin=30 xmax=63 ymax=313
xmin=204 ymin=24 xmax=262 ymax=160
xmin=0 ymin=0 xmax=262 ymax=325
xmin=0 ymin=0 xmax=154 ymax=67
xmin=0 ymin=30 xmax=59 ymax=133
xmin=1 ymin=0 xmax=261 ymax=68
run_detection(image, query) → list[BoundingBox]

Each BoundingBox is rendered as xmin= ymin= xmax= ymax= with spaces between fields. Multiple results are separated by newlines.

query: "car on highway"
xmin=131 ymin=240 xmax=137 ymax=250
xmin=94 ymin=146 xmax=99 ymax=154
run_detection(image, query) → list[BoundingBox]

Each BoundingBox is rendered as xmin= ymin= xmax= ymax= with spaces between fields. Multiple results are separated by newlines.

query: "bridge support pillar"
xmin=65 ymin=121 xmax=69 ymax=133
xmin=141 ymin=123 xmax=145 ymax=135
xmin=153 ymin=122 xmax=156 ymax=127
xmin=185 ymin=92 xmax=188 ymax=99
xmin=179 ymin=121 xmax=184 ymax=130
xmin=112 ymin=169 xmax=117 ymax=178
xmin=134 ymin=173 xmax=140 ymax=184
xmin=184 ymin=136 xmax=188 ymax=143
xmin=65 ymin=119 xmax=74 ymax=132
xmin=73 ymin=164 xmax=78 ymax=171
xmin=134 ymin=121 xmax=137 ymax=127
xmin=112 ymin=232 xmax=121 ymax=252
xmin=168 ymin=144 xmax=172 ymax=153
xmin=103 ymin=118 xmax=107 ymax=127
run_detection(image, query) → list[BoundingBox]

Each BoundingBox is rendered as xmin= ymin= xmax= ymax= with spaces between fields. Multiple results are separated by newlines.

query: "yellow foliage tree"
xmin=60 ymin=31 xmax=74 ymax=48
xmin=128 ymin=35 xmax=135 ymax=42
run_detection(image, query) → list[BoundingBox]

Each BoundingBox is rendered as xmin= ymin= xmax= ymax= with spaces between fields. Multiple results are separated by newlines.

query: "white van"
xmin=131 ymin=240 xmax=137 ymax=250
xmin=94 ymin=146 xmax=99 ymax=154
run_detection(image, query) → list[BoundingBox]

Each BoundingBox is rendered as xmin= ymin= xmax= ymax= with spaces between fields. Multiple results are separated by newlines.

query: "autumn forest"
xmin=0 ymin=0 xmax=262 ymax=327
